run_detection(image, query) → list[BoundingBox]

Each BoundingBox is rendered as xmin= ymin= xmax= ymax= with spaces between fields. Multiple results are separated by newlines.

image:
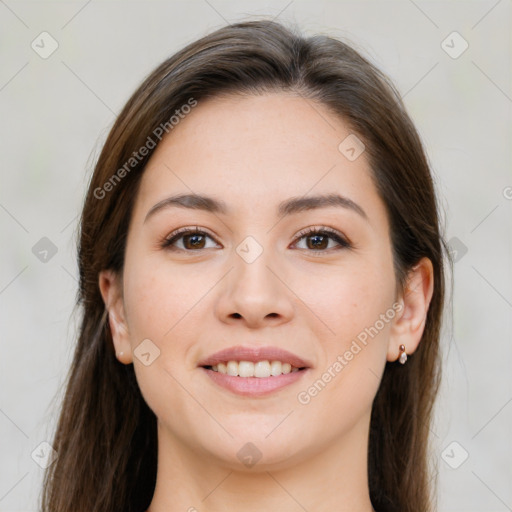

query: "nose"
xmin=214 ymin=248 xmax=294 ymax=329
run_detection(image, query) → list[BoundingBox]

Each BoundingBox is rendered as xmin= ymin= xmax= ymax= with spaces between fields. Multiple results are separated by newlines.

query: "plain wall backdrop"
xmin=0 ymin=1 xmax=511 ymax=510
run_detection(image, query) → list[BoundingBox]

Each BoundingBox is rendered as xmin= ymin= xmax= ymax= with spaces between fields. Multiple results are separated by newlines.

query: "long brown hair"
xmin=41 ymin=19 xmax=448 ymax=512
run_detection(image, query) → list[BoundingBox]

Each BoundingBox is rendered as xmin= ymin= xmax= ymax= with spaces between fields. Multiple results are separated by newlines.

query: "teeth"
xmin=270 ymin=360 xmax=282 ymax=376
xmin=254 ymin=360 xmax=270 ymax=378
xmin=238 ymin=361 xmax=254 ymax=377
xmin=209 ymin=360 xmax=302 ymax=377
xmin=226 ymin=361 xmax=238 ymax=376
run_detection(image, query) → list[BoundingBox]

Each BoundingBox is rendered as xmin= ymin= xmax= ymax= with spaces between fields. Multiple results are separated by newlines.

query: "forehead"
xmin=133 ymin=92 xmax=387 ymax=228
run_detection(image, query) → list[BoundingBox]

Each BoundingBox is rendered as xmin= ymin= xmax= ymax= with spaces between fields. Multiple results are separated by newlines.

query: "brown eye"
xmin=182 ymin=233 xmax=206 ymax=249
xmin=305 ymin=233 xmax=329 ymax=250
xmin=162 ymin=228 xmax=218 ymax=251
xmin=293 ymin=227 xmax=351 ymax=252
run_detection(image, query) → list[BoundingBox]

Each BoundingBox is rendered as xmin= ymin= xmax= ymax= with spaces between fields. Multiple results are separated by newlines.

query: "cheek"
xmin=292 ymin=258 xmax=395 ymax=405
xmin=122 ymin=255 xmax=203 ymax=342
xmin=295 ymin=259 xmax=396 ymax=346
xmin=121 ymin=256 xmax=207 ymax=431
xmin=123 ymin=273 xmax=170 ymax=341
xmin=293 ymin=258 xmax=396 ymax=426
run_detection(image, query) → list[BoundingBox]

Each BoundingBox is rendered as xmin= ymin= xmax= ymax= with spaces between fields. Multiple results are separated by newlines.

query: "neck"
xmin=146 ymin=414 xmax=375 ymax=512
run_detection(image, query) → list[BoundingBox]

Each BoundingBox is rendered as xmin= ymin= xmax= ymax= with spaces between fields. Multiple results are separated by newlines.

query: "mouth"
xmin=204 ymin=360 xmax=305 ymax=376
xmin=198 ymin=346 xmax=311 ymax=396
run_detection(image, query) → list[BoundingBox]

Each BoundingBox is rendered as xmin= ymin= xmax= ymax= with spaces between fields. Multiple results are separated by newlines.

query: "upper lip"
xmin=198 ymin=345 xmax=312 ymax=369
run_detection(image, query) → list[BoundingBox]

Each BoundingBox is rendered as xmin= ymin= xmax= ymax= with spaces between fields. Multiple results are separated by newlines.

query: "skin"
xmin=99 ymin=92 xmax=434 ymax=512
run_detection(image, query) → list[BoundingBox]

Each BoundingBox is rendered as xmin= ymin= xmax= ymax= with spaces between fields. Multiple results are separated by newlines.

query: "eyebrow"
xmin=144 ymin=192 xmax=368 ymax=223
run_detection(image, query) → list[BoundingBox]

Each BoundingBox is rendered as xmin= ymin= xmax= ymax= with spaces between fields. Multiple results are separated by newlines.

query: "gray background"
xmin=0 ymin=1 xmax=511 ymax=510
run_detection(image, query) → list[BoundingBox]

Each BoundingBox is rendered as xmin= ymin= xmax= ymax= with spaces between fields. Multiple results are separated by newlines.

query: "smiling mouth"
xmin=203 ymin=360 xmax=306 ymax=378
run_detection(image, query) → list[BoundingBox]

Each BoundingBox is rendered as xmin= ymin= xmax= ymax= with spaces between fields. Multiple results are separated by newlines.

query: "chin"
xmin=204 ymin=427 xmax=309 ymax=471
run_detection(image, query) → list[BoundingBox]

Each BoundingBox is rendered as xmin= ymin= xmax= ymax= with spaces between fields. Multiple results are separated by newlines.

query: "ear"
xmin=98 ymin=269 xmax=133 ymax=364
xmin=387 ymin=257 xmax=434 ymax=362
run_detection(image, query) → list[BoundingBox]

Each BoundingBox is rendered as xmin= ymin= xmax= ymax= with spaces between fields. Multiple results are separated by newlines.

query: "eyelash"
xmin=160 ymin=225 xmax=352 ymax=254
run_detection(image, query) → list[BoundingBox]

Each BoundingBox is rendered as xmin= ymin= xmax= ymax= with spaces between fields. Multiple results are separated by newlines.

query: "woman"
xmin=41 ymin=19 xmax=448 ymax=512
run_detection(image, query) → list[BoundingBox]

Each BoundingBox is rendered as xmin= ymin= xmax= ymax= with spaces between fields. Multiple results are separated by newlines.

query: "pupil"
xmin=185 ymin=234 xmax=205 ymax=249
xmin=308 ymin=234 xmax=327 ymax=249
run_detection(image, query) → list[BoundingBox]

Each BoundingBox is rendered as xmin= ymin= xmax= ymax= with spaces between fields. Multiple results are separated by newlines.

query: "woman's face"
xmin=103 ymin=92 xmax=406 ymax=469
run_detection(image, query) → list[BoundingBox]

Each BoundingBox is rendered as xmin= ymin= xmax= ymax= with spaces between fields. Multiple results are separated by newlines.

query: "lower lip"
xmin=201 ymin=367 xmax=309 ymax=397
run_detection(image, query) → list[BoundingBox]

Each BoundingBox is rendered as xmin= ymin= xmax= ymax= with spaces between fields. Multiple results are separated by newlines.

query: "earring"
xmin=398 ymin=344 xmax=407 ymax=364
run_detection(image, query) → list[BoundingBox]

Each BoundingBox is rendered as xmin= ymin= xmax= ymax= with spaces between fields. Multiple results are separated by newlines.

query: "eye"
xmin=161 ymin=226 xmax=351 ymax=253
xmin=161 ymin=227 xmax=219 ymax=251
xmin=292 ymin=226 xmax=351 ymax=252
